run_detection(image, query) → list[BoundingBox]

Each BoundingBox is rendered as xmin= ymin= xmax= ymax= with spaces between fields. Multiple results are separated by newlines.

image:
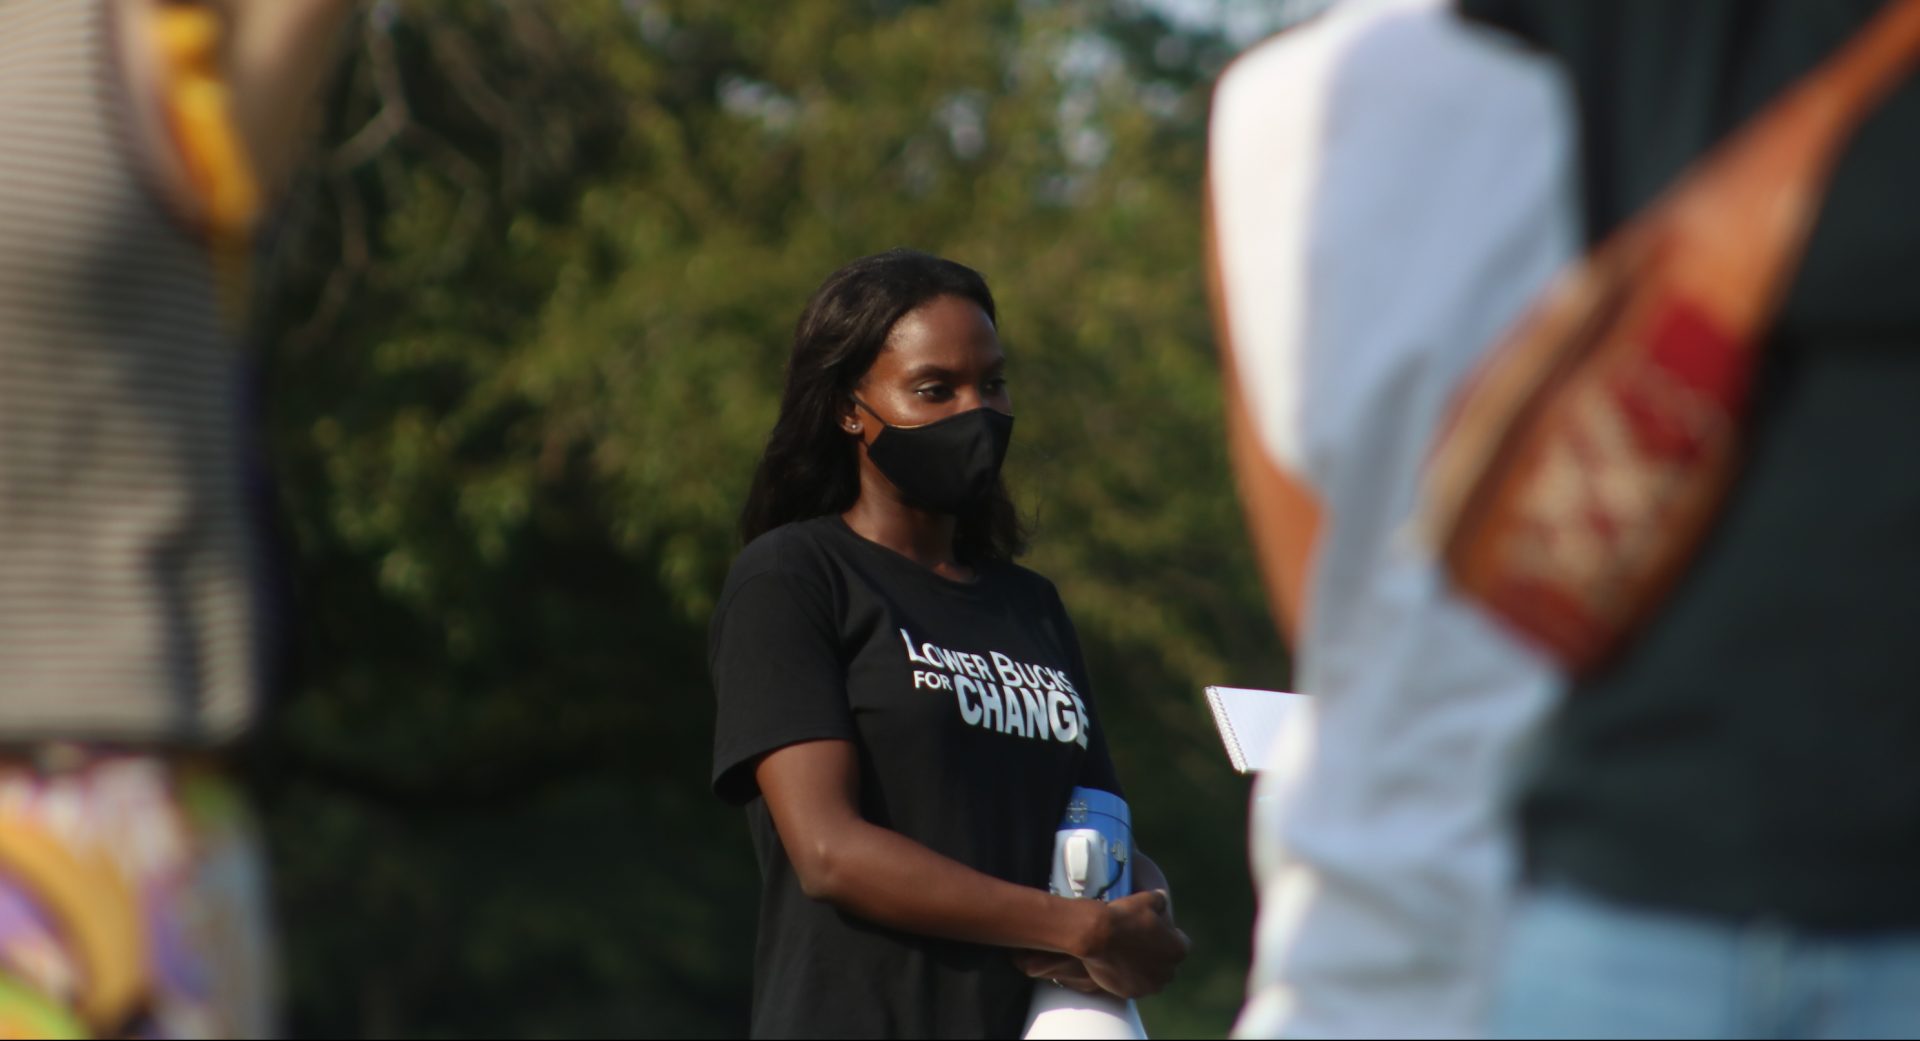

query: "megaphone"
xmin=1022 ymin=787 xmax=1149 ymax=1040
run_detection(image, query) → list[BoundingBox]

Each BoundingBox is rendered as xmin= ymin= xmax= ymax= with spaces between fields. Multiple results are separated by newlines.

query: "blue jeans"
xmin=1493 ymin=884 xmax=1920 ymax=1039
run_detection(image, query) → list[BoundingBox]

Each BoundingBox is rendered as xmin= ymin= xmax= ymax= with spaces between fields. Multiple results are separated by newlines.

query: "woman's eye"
xmin=985 ymin=378 xmax=1009 ymax=393
xmin=916 ymin=385 xmax=953 ymax=401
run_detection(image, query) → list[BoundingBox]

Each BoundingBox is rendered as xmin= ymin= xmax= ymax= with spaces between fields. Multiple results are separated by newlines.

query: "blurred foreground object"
xmin=1445 ymin=1 xmax=1920 ymax=1036
xmin=1207 ymin=0 xmax=1572 ymax=1034
xmin=1422 ymin=0 xmax=1920 ymax=676
xmin=0 ymin=755 xmax=274 ymax=1037
xmin=0 ymin=0 xmax=353 ymax=1034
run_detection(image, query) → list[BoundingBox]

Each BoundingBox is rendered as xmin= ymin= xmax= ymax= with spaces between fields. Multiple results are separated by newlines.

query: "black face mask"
xmin=854 ymin=398 xmax=1015 ymax=514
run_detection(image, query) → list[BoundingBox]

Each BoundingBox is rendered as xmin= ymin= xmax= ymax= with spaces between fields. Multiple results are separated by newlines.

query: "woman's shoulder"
xmin=733 ymin=516 xmax=833 ymax=566
xmin=984 ymin=557 xmax=1067 ymax=610
xmin=720 ymin=517 xmax=846 ymax=602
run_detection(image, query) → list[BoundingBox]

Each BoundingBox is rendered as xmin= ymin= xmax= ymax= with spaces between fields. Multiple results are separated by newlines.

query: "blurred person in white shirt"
xmin=1206 ymin=1 xmax=1573 ymax=1035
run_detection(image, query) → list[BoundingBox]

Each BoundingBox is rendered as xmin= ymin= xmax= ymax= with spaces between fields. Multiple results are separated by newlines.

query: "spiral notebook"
xmin=1202 ymin=686 xmax=1310 ymax=774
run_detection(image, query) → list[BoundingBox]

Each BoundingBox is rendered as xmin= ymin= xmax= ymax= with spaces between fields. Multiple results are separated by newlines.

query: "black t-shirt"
xmin=710 ymin=515 xmax=1123 ymax=1039
xmin=1461 ymin=0 xmax=1920 ymax=928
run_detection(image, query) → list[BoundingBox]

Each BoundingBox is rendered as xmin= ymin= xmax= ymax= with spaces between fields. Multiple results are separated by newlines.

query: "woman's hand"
xmin=1010 ymin=950 xmax=1105 ymax=995
xmin=1013 ymin=848 xmax=1188 ymax=999
xmin=1011 ymin=893 xmax=1191 ymax=999
xmin=1012 ymin=927 xmax=1188 ymax=1000
xmin=1071 ymin=889 xmax=1190 ymax=999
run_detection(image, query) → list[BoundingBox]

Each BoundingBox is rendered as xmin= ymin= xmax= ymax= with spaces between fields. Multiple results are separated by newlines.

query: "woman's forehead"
xmin=876 ymin=296 xmax=1001 ymax=372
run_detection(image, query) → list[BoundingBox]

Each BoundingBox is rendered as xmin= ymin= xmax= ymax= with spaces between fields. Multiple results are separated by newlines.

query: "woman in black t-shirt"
xmin=710 ymin=249 xmax=1189 ymax=1039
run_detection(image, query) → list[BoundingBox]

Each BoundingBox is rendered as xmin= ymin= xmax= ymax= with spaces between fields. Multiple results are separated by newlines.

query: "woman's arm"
xmin=756 ymin=739 xmax=1190 ymax=999
xmin=1205 ymin=184 xmax=1324 ymax=647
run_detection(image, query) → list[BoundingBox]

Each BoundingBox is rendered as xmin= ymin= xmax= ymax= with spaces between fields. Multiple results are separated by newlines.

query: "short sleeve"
xmin=1044 ymin=583 xmax=1125 ymax=800
xmin=709 ymin=559 xmax=854 ymax=804
xmin=1075 ymin=703 xmax=1124 ymax=798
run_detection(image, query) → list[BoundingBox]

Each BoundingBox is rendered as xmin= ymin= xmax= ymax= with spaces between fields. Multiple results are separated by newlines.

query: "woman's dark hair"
xmin=740 ymin=248 xmax=1027 ymax=562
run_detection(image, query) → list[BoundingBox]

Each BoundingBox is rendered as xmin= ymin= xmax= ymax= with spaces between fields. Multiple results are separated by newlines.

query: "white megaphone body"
xmin=1022 ymin=787 xmax=1149 ymax=1040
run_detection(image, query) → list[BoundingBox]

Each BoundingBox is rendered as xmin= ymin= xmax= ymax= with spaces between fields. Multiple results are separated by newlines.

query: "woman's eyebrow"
xmin=901 ymin=355 xmax=1006 ymax=381
xmin=902 ymin=363 xmax=958 ymax=380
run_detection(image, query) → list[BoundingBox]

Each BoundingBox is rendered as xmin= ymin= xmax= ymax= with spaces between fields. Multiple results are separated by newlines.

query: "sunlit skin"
xmin=751 ymin=293 xmax=1190 ymax=1000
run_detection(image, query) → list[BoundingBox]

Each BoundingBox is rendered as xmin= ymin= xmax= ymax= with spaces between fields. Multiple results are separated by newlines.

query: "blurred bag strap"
xmin=1419 ymin=0 xmax=1920 ymax=674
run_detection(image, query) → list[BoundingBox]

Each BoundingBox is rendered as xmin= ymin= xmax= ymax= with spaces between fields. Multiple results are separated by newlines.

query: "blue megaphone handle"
xmin=1058 ymin=786 xmax=1133 ymax=900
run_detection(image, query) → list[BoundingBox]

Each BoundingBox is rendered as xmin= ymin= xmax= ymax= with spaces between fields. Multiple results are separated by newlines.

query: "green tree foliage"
xmin=254 ymin=1 xmax=1290 ymax=1035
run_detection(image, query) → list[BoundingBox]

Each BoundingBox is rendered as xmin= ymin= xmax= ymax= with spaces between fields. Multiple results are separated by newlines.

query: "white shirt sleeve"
xmin=1211 ymin=1 xmax=1576 ymax=1035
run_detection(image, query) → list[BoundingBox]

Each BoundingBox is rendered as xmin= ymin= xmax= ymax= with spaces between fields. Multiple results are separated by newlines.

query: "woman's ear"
xmin=840 ymin=397 xmax=863 ymax=435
